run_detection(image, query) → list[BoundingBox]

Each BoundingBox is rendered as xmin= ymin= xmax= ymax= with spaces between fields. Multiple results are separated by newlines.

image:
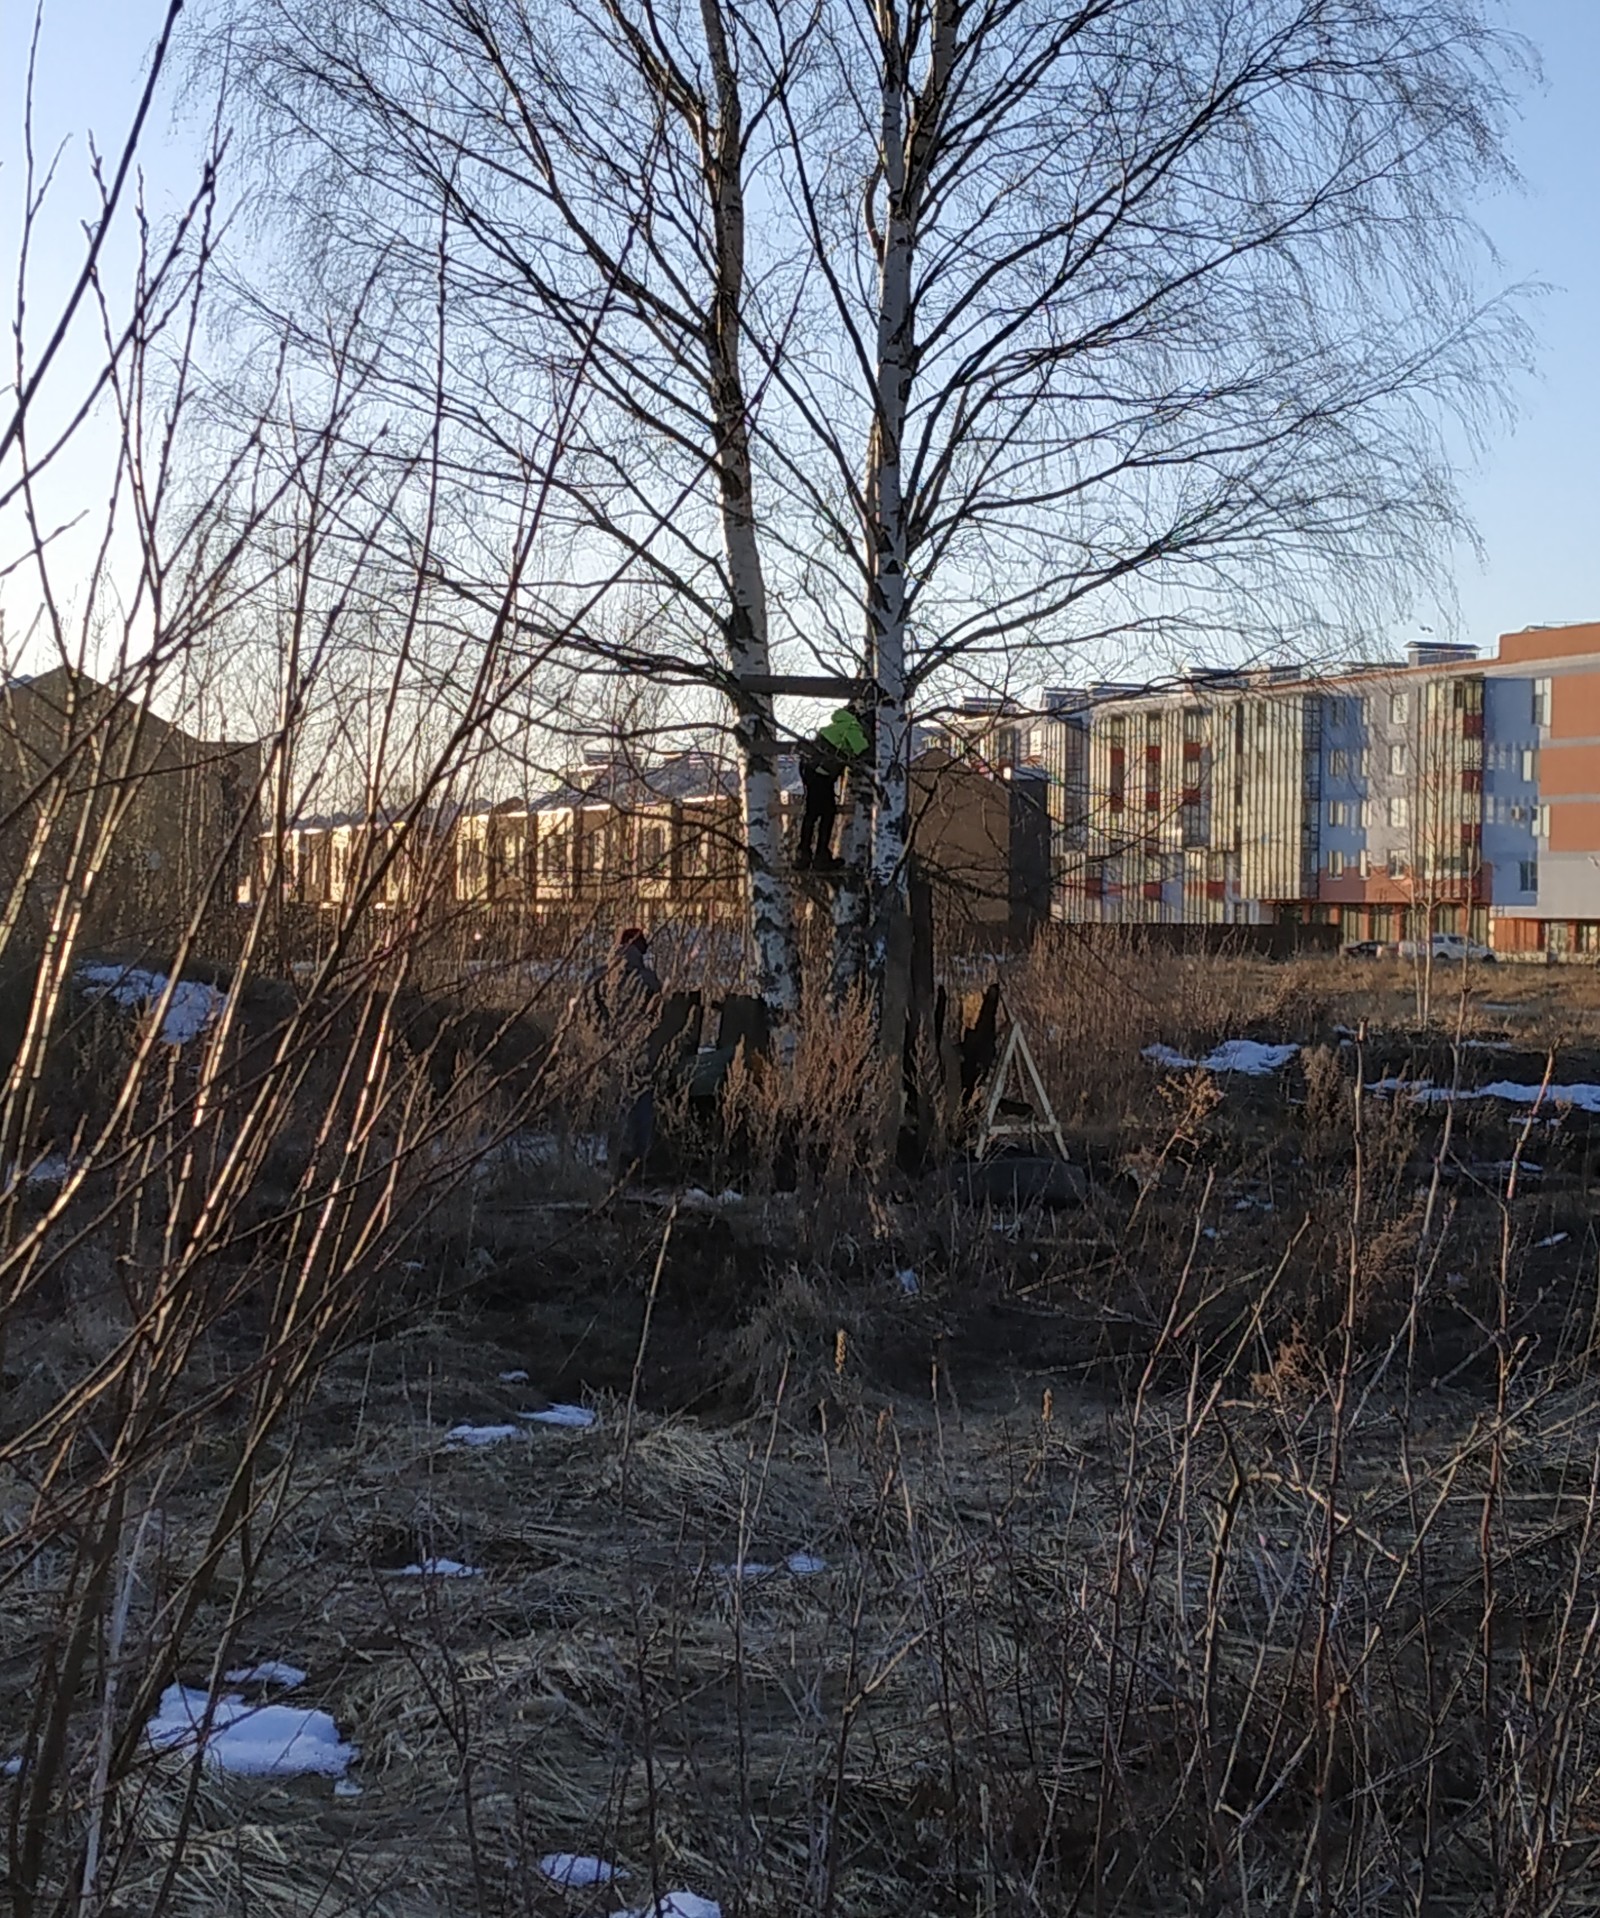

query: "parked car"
xmin=1397 ymin=932 xmax=1496 ymax=964
xmin=1341 ymin=938 xmax=1388 ymax=960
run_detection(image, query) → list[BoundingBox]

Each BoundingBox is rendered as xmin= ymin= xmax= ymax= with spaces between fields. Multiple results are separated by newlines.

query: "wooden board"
xmin=738 ymin=673 xmax=871 ymax=699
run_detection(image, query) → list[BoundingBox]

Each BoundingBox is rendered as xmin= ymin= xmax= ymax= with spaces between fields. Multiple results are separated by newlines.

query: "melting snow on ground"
xmin=539 ymin=1854 xmax=621 ymax=1887
xmin=1369 ymin=1079 xmax=1600 ymax=1115
xmin=2 ymin=1755 xmax=21 ymax=1777
xmin=1536 ymin=1232 xmax=1571 ymax=1249
xmin=715 ymin=1553 xmax=826 ymax=1579
xmin=146 ymin=1683 xmax=356 ymax=1777
xmin=392 ymin=1557 xmax=483 ymax=1578
xmin=498 ymin=1369 xmax=530 ymax=1384
xmin=612 ymin=1896 xmax=720 ymax=1918
xmin=225 ymin=1660 xmax=307 ymax=1689
xmin=445 ymin=1423 xmax=523 ymax=1449
xmin=519 ymin=1404 xmax=596 ymax=1429
xmin=680 ymin=1188 xmax=744 ymax=1211
xmin=1 ymin=1155 xmax=78 ymax=1197
xmin=77 ymin=966 xmax=225 ymax=1045
xmin=1144 ymin=1040 xmax=1299 ymax=1076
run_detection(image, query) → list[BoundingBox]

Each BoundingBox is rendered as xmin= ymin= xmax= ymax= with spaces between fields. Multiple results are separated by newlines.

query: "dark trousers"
xmin=798 ymin=766 xmax=839 ymax=865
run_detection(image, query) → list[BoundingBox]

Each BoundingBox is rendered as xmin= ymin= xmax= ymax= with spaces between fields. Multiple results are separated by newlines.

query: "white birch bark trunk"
xmin=858 ymin=0 xmax=955 ymax=1007
xmin=698 ymin=0 xmax=798 ymax=1014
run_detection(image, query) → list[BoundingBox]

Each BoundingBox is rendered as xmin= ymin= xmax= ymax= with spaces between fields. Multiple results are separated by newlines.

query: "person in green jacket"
xmin=796 ymin=706 xmax=870 ymax=870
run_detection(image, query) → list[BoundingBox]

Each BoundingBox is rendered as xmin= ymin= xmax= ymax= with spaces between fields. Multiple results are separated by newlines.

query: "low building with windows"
xmin=268 ymin=743 xmax=1052 ymax=948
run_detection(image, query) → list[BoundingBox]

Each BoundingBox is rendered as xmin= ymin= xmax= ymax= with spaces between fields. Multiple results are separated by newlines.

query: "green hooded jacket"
xmin=816 ymin=708 xmax=869 ymax=763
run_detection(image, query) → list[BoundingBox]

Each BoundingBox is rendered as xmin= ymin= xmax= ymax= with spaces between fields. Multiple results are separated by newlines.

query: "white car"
xmin=1396 ymin=932 xmax=1496 ymax=964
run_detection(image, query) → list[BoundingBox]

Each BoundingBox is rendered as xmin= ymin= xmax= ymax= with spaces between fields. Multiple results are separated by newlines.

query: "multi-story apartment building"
xmin=1050 ymin=621 xmax=1600 ymax=957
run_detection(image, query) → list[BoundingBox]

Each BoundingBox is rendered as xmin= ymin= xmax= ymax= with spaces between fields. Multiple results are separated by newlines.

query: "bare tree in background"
xmin=212 ymin=0 xmax=806 ymax=1009
xmin=753 ymin=0 xmax=1530 ymax=990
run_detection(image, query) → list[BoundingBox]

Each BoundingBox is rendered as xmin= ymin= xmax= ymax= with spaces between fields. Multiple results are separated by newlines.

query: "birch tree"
xmin=220 ymin=0 xmax=1525 ymax=1023
xmin=759 ymin=0 xmax=1527 ymax=989
xmin=216 ymin=0 xmax=804 ymax=1008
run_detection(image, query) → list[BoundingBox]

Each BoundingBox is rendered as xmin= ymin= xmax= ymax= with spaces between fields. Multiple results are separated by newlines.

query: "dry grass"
xmin=14 ymin=951 xmax=1600 ymax=1917
xmin=26 ymin=1283 xmax=1600 ymax=1918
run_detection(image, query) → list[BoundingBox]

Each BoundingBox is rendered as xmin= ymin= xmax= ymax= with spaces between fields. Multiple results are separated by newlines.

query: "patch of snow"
xmin=896 ymin=1269 xmax=919 ymax=1296
xmin=76 ymin=966 xmax=225 ymax=1046
xmin=1536 ymin=1232 xmax=1570 ymax=1249
xmin=1369 ymin=1078 xmax=1600 ymax=1115
xmin=2 ymin=1754 xmax=21 ymax=1777
xmin=1462 ymin=1038 xmax=1513 ymax=1052
xmin=519 ymin=1404 xmax=596 ymax=1429
xmin=445 ymin=1423 xmax=523 ymax=1449
xmin=392 ymin=1558 xmax=483 ymax=1578
xmin=540 ymin=1854 xmax=621 ymax=1888
xmin=498 ymin=1369 xmax=530 ymax=1384
xmin=225 ymin=1660 xmax=307 ymax=1690
xmin=611 ymin=1895 xmax=720 ymax=1918
xmin=680 ymin=1187 xmax=744 ymax=1211
xmin=1480 ymin=1080 xmax=1600 ymax=1115
xmin=333 ymin=1777 xmax=363 ymax=1798
xmin=145 ymin=1683 xmax=355 ymax=1778
xmin=1366 ymin=1079 xmax=1453 ymax=1104
xmin=1144 ymin=1040 xmax=1298 ymax=1076
xmin=513 ymin=1131 xmax=607 ymax=1169
xmin=715 ymin=1553 xmax=825 ymax=1579
xmin=1201 ymin=1227 xmax=1218 ymax=1241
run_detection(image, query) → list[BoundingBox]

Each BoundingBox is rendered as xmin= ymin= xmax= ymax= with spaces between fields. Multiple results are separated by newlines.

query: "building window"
xmin=1180 ymin=803 xmax=1203 ymax=845
xmin=640 ymin=824 xmax=666 ymax=870
xmin=1329 ymin=749 xmax=1348 ymax=778
xmin=1388 ymin=796 xmax=1409 ymax=828
xmin=1328 ymin=849 xmax=1346 ymax=878
xmin=1533 ymin=678 xmax=1551 ymax=728
xmin=1145 ymin=713 xmax=1162 ymax=744
xmin=1520 ymin=859 xmax=1538 ymax=893
xmin=1107 ymin=716 xmax=1126 ymax=747
xmin=1358 ymin=848 xmax=1370 ymax=879
xmin=1388 ymin=742 xmax=1407 ymax=776
xmin=1183 ymin=708 xmax=1205 ymax=742
xmin=1390 ymin=692 xmax=1410 ymax=725
xmin=1521 ymin=748 xmax=1538 ymax=784
xmin=1391 ymin=853 xmax=1409 ymax=878
xmin=1328 ymin=800 xmax=1348 ymax=828
xmin=540 ymin=830 xmax=570 ymax=880
xmin=1357 ymin=800 xmax=1370 ymax=830
xmin=1536 ymin=803 xmax=1551 ymax=840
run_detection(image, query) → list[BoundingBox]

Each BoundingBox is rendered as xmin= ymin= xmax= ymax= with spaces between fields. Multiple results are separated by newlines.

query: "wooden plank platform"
xmin=738 ymin=673 xmax=871 ymax=699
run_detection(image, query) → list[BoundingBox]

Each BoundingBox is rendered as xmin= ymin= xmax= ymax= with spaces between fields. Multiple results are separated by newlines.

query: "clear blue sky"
xmin=2 ymin=0 xmax=1598 ymax=659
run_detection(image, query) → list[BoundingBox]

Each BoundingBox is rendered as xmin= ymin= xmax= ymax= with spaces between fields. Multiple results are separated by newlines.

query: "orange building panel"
xmin=1550 ymin=674 xmax=1600 ymax=739
xmin=1533 ymin=744 xmax=1600 ymax=797
xmin=1492 ymin=915 xmax=1543 ymax=953
xmin=1548 ymin=800 xmax=1600 ymax=854
xmin=1498 ymin=622 xmax=1600 ymax=665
